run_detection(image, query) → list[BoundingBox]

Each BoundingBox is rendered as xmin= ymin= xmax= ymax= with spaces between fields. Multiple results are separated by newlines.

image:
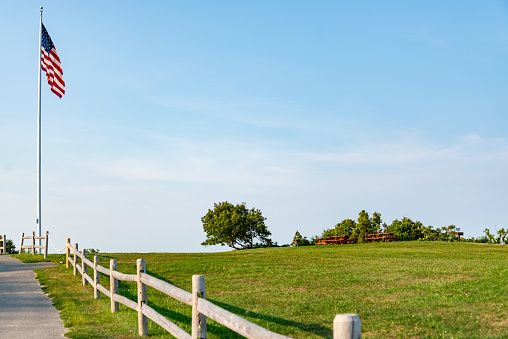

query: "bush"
xmin=252 ymin=240 xmax=280 ymax=248
xmin=465 ymin=236 xmax=489 ymax=243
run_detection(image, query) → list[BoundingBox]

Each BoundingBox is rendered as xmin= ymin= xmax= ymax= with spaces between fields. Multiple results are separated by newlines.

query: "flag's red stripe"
xmin=49 ymin=51 xmax=62 ymax=73
xmin=52 ymin=79 xmax=65 ymax=93
xmin=51 ymin=87 xmax=63 ymax=98
xmin=40 ymin=44 xmax=65 ymax=97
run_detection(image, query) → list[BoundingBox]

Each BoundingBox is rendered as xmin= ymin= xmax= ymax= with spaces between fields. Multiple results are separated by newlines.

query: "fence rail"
xmin=63 ymin=238 xmax=360 ymax=339
xmin=19 ymin=231 xmax=48 ymax=258
xmin=0 ymin=235 xmax=6 ymax=254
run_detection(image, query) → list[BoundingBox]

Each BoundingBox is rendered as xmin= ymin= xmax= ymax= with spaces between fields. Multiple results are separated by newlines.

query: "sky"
xmin=1 ymin=1 xmax=508 ymax=253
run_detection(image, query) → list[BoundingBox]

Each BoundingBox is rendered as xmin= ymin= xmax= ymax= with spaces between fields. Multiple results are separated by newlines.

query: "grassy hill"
xmin=25 ymin=241 xmax=508 ymax=338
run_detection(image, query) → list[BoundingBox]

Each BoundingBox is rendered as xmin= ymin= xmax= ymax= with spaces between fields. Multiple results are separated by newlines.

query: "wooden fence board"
xmin=97 ymin=283 xmax=111 ymax=298
xmin=111 ymin=270 xmax=137 ymax=282
xmin=113 ymin=293 xmax=138 ymax=310
xmin=140 ymin=273 xmax=192 ymax=305
xmin=198 ymin=299 xmax=290 ymax=339
xmin=141 ymin=303 xmax=191 ymax=339
xmin=96 ymin=264 xmax=110 ymax=276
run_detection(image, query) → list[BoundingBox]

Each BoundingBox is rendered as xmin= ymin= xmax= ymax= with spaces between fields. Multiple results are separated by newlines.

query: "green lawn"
xmin=21 ymin=241 xmax=508 ymax=338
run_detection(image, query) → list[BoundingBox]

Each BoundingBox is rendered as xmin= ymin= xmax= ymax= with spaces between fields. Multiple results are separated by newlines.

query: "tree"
xmin=292 ymin=230 xmax=313 ymax=247
xmin=484 ymin=227 xmax=508 ymax=244
xmin=352 ymin=210 xmax=372 ymax=242
xmin=201 ymin=202 xmax=272 ymax=250
xmin=292 ymin=231 xmax=303 ymax=246
xmin=1 ymin=236 xmax=18 ymax=254
xmin=321 ymin=218 xmax=357 ymax=239
xmin=371 ymin=212 xmax=383 ymax=233
xmin=335 ymin=218 xmax=357 ymax=236
xmin=320 ymin=211 xmax=381 ymax=242
xmin=421 ymin=225 xmax=438 ymax=241
xmin=384 ymin=217 xmax=425 ymax=241
xmin=351 ymin=210 xmax=381 ymax=242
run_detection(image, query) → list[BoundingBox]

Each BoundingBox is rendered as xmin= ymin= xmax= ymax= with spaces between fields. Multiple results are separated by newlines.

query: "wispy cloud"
xmin=146 ymin=94 xmax=343 ymax=130
xmin=78 ymin=132 xmax=508 ymax=196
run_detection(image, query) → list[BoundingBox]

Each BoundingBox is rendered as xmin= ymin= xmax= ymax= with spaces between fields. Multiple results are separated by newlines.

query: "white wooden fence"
xmin=20 ymin=231 xmax=49 ymax=258
xmin=0 ymin=235 xmax=6 ymax=254
xmin=64 ymin=238 xmax=361 ymax=339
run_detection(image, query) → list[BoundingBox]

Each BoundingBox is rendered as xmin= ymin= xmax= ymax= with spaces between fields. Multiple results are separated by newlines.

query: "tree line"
xmin=293 ymin=210 xmax=508 ymax=246
xmin=199 ymin=202 xmax=508 ymax=250
xmin=2 ymin=204 xmax=506 ymax=254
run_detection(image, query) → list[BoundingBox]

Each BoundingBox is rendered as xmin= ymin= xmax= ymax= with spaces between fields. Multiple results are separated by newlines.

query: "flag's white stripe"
xmin=49 ymin=54 xmax=62 ymax=70
xmin=40 ymin=43 xmax=65 ymax=97
xmin=53 ymin=78 xmax=65 ymax=90
xmin=51 ymin=87 xmax=64 ymax=97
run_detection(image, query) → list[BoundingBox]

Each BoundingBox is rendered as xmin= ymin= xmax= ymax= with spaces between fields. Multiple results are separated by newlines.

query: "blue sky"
xmin=1 ymin=1 xmax=507 ymax=253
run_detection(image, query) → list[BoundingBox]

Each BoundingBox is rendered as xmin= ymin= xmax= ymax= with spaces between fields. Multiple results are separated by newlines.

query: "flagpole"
xmin=37 ymin=7 xmax=43 ymax=253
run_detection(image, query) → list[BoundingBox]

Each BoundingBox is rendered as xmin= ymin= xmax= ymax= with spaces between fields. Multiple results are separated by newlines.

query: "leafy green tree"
xmin=1 ymin=236 xmax=17 ymax=254
xmin=421 ymin=225 xmax=438 ymax=241
xmin=321 ymin=228 xmax=337 ymax=238
xmin=499 ymin=228 xmax=508 ymax=244
xmin=433 ymin=225 xmax=460 ymax=241
xmin=336 ymin=219 xmax=357 ymax=236
xmin=292 ymin=231 xmax=303 ymax=246
xmin=351 ymin=210 xmax=380 ymax=242
xmin=484 ymin=228 xmax=508 ymax=244
xmin=371 ymin=212 xmax=382 ymax=233
xmin=444 ymin=225 xmax=459 ymax=241
xmin=7 ymin=239 xmax=17 ymax=254
xmin=321 ymin=218 xmax=357 ymax=238
xmin=292 ymin=231 xmax=313 ymax=247
xmin=320 ymin=211 xmax=381 ymax=242
xmin=201 ymin=202 xmax=272 ymax=250
xmin=384 ymin=217 xmax=425 ymax=241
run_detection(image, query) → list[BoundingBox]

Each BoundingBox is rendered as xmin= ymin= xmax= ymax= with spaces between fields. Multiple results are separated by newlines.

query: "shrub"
xmin=465 ymin=236 xmax=489 ymax=243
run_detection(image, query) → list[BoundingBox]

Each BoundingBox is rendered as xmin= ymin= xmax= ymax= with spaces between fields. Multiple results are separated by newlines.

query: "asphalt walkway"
xmin=0 ymin=255 xmax=67 ymax=338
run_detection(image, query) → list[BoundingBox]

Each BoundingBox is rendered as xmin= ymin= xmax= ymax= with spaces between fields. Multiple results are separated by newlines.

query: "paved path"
xmin=0 ymin=255 xmax=67 ymax=338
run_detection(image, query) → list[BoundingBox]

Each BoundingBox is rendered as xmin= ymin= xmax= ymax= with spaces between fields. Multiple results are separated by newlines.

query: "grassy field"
xmin=19 ymin=241 xmax=508 ymax=338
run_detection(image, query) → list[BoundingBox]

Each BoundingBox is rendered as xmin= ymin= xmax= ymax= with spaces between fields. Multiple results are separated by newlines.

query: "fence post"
xmin=110 ymin=259 xmax=119 ymax=313
xmin=73 ymin=243 xmax=78 ymax=275
xmin=333 ymin=314 xmax=361 ymax=339
xmin=44 ymin=231 xmax=48 ymax=258
xmin=137 ymin=258 xmax=148 ymax=336
xmin=20 ymin=233 xmax=24 ymax=254
xmin=94 ymin=255 xmax=100 ymax=299
xmin=192 ymin=275 xmax=207 ymax=339
xmin=66 ymin=238 xmax=70 ymax=268
xmin=2 ymin=234 xmax=5 ymax=254
xmin=82 ymin=249 xmax=88 ymax=286
xmin=31 ymin=231 xmax=35 ymax=255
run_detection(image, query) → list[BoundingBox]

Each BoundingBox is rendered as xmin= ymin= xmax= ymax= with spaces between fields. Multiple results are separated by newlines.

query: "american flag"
xmin=41 ymin=23 xmax=65 ymax=98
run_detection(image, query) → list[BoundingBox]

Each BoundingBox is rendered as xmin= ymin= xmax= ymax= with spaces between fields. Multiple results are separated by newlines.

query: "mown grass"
xmin=18 ymin=241 xmax=508 ymax=338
